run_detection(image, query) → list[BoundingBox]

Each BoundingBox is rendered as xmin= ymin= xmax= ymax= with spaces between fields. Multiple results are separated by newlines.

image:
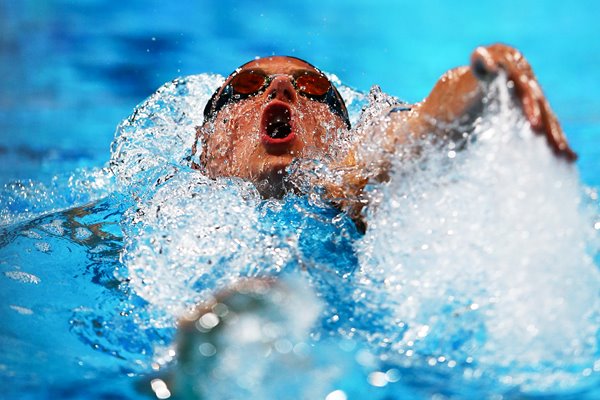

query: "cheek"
xmin=238 ymin=104 xmax=266 ymax=138
xmin=211 ymin=107 xmax=259 ymax=149
xmin=207 ymin=124 xmax=232 ymax=156
xmin=297 ymin=102 xmax=343 ymax=145
xmin=228 ymin=118 xmax=258 ymax=156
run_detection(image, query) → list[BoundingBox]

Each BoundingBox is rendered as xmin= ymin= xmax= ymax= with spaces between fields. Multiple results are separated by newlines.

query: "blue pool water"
xmin=1 ymin=1 xmax=600 ymax=399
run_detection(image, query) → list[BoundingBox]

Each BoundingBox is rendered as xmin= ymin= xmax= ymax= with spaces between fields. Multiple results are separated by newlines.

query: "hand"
xmin=470 ymin=43 xmax=577 ymax=161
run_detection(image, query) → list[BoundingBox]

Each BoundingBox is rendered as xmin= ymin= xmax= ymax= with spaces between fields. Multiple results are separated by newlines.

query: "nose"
xmin=265 ymin=75 xmax=297 ymax=103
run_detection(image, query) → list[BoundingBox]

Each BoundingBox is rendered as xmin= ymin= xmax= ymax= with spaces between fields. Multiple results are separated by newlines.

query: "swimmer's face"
xmin=195 ymin=56 xmax=350 ymax=197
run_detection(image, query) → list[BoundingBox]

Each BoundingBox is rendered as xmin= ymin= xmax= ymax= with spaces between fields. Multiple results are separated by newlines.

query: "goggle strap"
xmin=203 ymin=72 xmax=350 ymax=129
xmin=326 ymin=87 xmax=351 ymax=128
xmin=204 ymin=85 xmax=234 ymax=122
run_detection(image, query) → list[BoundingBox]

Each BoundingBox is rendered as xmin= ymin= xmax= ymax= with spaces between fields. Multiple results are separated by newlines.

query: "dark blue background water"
xmin=1 ymin=0 xmax=598 ymax=185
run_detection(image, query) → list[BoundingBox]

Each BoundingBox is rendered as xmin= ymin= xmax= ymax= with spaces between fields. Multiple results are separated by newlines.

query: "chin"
xmin=249 ymin=155 xmax=295 ymax=198
xmin=253 ymin=155 xmax=290 ymax=179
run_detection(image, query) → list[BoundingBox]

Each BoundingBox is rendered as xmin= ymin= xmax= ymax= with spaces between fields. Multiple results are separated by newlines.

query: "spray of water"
xmin=107 ymin=72 xmax=600 ymax=395
xmin=355 ymin=74 xmax=600 ymax=391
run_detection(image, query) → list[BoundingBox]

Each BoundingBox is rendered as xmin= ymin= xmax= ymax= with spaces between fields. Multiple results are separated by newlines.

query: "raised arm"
xmin=324 ymin=44 xmax=577 ymax=222
xmin=404 ymin=43 xmax=576 ymax=161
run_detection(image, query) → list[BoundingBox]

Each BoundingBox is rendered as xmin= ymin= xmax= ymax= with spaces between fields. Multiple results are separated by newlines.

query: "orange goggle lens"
xmin=228 ymin=69 xmax=332 ymax=97
xmin=203 ymin=66 xmax=350 ymax=128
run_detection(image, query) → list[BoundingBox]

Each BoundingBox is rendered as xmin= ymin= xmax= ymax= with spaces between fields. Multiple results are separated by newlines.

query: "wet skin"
xmin=194 ymin=56 xmax=348 ymax=198
xmin=193 ymin=44 xmax=576 ymax=209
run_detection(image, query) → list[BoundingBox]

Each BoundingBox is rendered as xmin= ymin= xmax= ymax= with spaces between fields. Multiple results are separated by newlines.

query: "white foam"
xmin=0 ymin=167 xmax=113 ymax=227
xmin=110 ymin=71 xmax=600 ymax=393
xmin=119 ymin=171 xmax=299 ymax=325
xmin=355 ymin=77 xmax=600 ymax=390
xmin=110 ymin=73 xmax=367 ymax=326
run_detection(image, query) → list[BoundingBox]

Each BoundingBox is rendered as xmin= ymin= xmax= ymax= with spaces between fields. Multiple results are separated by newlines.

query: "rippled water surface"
xmin=1 ymin=1 xmax=599 ymax=399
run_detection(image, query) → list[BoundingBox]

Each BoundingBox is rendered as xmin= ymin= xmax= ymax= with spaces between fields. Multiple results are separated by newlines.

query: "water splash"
xmin=108 ymin=71 xmax=600 ymax=396
xmin=3 ymin=69 xmax=597 ymax=398
xmin=354 ymin=76 xmax=600 ymax=393
xmin=0 ymin=167 xmax=113 ymax=227
xmin=109 ymin=73 xmax=367 ymax=198
xmin=110 ymin=73 xmax=366 ymax=328
xmin=120 ymin=172 xmax=295 ymax=325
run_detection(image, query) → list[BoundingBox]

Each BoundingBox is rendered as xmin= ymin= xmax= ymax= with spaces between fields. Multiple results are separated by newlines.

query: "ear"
xmin=191 ymin=124 xmax=210 ymax=172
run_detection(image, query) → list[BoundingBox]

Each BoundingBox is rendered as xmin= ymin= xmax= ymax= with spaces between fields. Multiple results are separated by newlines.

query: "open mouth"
xmin=261 ymin=102 xmax=295 ymax=148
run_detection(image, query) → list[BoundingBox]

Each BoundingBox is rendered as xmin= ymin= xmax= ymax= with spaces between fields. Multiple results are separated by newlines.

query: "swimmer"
xmin=192 ymin=44 xmax=576 ymax=218
xmin=166 ymin=46 xmax=580 ymax=396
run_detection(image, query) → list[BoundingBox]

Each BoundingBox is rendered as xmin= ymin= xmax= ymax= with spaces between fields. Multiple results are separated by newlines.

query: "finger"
xmin=540 ymin=99 xmax=577 ymax=161
xmin=481 ymin=46 xmax=543 ymax=130
xmin=481 ymin=44 xmax=576 ymax=162
xmin=523 ymin=80 xmax=543 ymax=131
xmin=510 ymin=73 xmax=542 ymax=131
xmin=540 ymin=102 xmax=559 ymax=150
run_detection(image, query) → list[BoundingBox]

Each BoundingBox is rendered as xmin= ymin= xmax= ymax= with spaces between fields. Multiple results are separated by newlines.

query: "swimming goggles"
xmin=203 ymin=63 xmax=350 ymax=128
